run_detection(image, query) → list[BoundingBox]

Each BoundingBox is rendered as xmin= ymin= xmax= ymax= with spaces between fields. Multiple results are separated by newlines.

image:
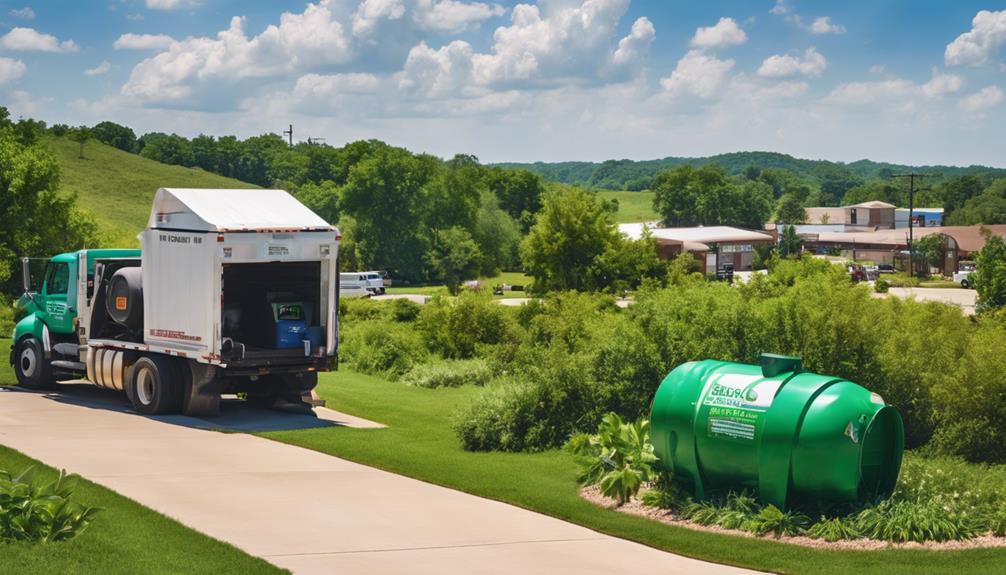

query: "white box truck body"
xmin=81 ymin=188 xmax=340 ymax=416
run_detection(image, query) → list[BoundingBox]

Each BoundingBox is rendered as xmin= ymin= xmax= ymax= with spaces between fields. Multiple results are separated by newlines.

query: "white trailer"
xmin=81 ymin=188 xmax=340 ymax=416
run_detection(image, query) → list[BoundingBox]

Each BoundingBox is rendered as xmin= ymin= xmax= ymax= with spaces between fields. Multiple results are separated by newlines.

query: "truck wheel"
xmin=125 ymin=355 xmax=184 ymax=415
xmin=961 ymin=279 xmax=969 ymax=289
xmin=14 ymin=338 xmax=55 ymax=390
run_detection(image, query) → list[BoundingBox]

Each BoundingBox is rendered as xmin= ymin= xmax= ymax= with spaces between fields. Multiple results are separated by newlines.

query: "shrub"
xmin=402 ymin=359 xmax=492 ymax=389
xmin=874 ymin=278 xmax=890 ymax=293
xmin=341 ymin=320 xmax=427 ymax=378
xmin=390 ymin=298 xmax=422 ymax=322
xmin=0 ymin=466 xmax=99 ymax=543
xmin=418 ymin=292 xmax=517 ymax=359
xmin=640 ymin=476 xmax=686 ymax=510
xmin=564 ymin=413 xmax=657 ymax=505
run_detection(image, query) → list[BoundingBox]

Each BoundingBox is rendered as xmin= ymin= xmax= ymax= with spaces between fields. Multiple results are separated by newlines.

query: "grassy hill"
xmin=598 ymin=190 xmax=658 ymax=223
xmin=48 ymin=136 xmax=257 ymax=246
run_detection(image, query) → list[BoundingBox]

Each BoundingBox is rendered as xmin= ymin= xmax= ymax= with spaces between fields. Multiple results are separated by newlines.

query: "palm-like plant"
xmin=0 ymin=466 xmax=100 ymax=543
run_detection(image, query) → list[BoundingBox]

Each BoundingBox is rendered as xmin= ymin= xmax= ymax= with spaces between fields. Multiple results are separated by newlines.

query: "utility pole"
xmin=891 ymin=173 xmax=934 ymax=278
xmin=283 ymin=124 xmax=294 ymax=148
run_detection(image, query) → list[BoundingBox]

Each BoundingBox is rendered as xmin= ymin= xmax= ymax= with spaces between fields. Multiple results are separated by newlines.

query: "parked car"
xmin=877 ymin=263 xmax=895 ymax=274
xmin=953 ymin=262 xmax=976 ymax=289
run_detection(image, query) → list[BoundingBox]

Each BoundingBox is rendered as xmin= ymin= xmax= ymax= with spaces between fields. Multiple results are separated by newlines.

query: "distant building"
xmin=895 ymin=207 xmax=944 ymax=228
xmin=619 ymin=223 xmax=775 ymax=273
xmin=803 ymin=201 xmax=896 ymax=230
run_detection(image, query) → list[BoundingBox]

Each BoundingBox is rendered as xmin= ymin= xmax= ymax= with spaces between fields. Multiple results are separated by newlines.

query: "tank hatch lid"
xmin=760 ymin=353 xmax=803 ymax=378
xmin=148 ymin=188 xmax=335 ymax=233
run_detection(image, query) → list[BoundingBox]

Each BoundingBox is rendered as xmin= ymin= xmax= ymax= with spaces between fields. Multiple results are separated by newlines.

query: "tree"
xmin=191 ymin=134 xmax=219 ymax=173
xmin=521 ymin=186 xmax=620 ymax=292
xmin=427 ymin=227 xmax=482 ymax=295
xmin=471 ymin=191 xmax=521 ymax=276
xmin=485 ymin=168 xmax=545 ymax=232
xmin=946 ymin=179 xmax=1006 ymax=226
xmin=776 ymin=193 xmax=807 ymax=224
xmin=780 ymin=225 xmax=802 ymax=257
xmin=814 ymin=164 xmax=863 ymax=206
xmin=940 ymin=175 xmax=986 ymax=216
xmin=973 ymin=228 xmax=1006 ymax=313
xmin=294 ymin=180 xmax=340 ymax=225
xmin=139 ymin=133 xmax=195 ymax=166
xmin=0 ymin=112 xmax=97 ymax=295
xmin=91 ymin=121 xmax=136 ymax=152
xmin=653 ymin=164 xmax=772 ymax=228
xmin=913 ymin=234 xmax=945 ymax=274
xmin=67 ymin=126 xmax=91 ymax=159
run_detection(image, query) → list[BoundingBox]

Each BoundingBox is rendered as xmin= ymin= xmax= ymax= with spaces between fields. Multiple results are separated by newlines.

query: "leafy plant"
xmin=807 ymin=517 xmax=862 ymax=542
xmin=640 ymin=475 xmax=686 ymax=510
xmin=874 ymin=278 xmax=890 ymax=293
xmin=680 ymin=500 xmax=721 ymax=525
xmin=855 ymin=499 xmax=980 ymax=542
xmin=402 ymin=359 xmax=492 ymax=389
xmin=0 ymin=466 xmax=99 ymax=543
xmin=564 ymin=413 xmax=657 ymax=505
xmin=741 ymin=505 xmax=810 ymax=539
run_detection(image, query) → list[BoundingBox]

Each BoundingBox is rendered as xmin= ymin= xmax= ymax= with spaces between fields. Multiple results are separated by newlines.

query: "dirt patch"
xmin=580 ymin=485 xmax=1006 ymax=551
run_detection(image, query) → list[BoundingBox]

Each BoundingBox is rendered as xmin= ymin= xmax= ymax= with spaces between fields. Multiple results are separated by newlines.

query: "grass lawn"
xmin=262 ymin=370 xmax=1006 ymax=575
xmin=384 ymin=271 xmax=534 ymax=299
xmin=598 ymin=190 xmax=658 ymax=223
xmin=0 ymin=448 xmax=282 ymax=575
xmin=48 ymin=136 xmax=256 ymax=247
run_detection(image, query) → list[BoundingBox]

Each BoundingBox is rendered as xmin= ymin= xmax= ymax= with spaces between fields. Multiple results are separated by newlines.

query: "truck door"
xmin=40 ymin=261 xmax=74 ymax=334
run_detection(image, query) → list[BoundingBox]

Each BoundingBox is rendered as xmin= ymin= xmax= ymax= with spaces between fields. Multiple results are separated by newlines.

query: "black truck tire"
xmin=13 ymin=337 xmax=55 ymax=390
xmin=125 ymin=355 xmax=184 ymax=415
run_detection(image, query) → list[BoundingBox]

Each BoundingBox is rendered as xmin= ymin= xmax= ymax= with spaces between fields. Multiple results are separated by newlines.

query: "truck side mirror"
xmin=21 ymin=257 xmax=32 ymax=294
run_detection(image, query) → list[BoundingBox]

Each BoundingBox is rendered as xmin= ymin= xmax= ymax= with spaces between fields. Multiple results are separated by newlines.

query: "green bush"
xmin=741 ymin=505 xmax=810 ymax=539
xmin=564 ymin=413 xmax=657 ymax=505
xmin=874 ymin=278 xmax=890 ymax=293
xmin=418 ymin=292 xmax=517 ymax=359
xmin=806 ymin=517 xmax=862 ymax=542
xmin=341 ymin=320 xmax=427 ymax=378
xmin=390 ymin=298 xmax=422 ymax=322
xmin=0 ymin=466 xmax=99 ymax=543
xmin=402 ymin=359 xmax=492 ymax=389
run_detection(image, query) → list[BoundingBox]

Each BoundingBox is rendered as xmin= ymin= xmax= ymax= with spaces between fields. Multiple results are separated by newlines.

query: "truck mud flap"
xmin=183 ymin=362 xmax=223 ymax=417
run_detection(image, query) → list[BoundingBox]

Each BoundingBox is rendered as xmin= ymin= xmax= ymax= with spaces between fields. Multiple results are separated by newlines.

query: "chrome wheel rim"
xmin=19 ymin=346 xmax=36 ymax=378
xmin=136 ymin=367 xmax=155 ymax=406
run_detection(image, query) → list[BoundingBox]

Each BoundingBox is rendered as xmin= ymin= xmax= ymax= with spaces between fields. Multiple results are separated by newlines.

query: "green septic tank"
xmin=650 ymin=354 xmax=904 ymax=509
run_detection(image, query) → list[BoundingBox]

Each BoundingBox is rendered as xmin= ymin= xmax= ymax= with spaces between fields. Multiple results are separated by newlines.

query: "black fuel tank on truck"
xmin=106 ymin=267 xmax=143 ymax=332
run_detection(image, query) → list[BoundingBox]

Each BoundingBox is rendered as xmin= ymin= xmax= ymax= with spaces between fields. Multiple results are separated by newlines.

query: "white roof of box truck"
xmin=148 ymin=188 xmax=334 ymax=232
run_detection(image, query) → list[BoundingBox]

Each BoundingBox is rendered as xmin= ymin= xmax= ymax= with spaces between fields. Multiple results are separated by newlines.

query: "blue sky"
xmin=0 ymin=1 xmax=1003 ymax=166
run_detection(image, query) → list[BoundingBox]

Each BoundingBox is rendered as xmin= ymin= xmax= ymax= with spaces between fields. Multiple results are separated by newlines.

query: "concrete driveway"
xmin=0 ymin=385 xmax=757 ymax=575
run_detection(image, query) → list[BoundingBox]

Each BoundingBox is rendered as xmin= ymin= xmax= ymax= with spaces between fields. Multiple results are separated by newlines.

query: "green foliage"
xmin=775 ymin=193 xmax=807 ymax=224
xmin=90 ymin=121 xmax=137 ymax=153
xmin=139 ymin=132 xmax=196 ymax=167
xmin=427 ymin=227 xmax=482 ymax=295
xmin=779 ymin=224 xmax=801 ymax=257
xmin=66 ymin=126 xmax=91 ymax=159
xmin=651 ymin=164 xmax=773 ymax=228
xmin=972 ymin=228 xmax=1006 ymax=312
xmin=418 ymin=292 xmax=517 ymax=359
xmin=564 ymin=413 xmax=657 ymax=505
xmin=0 ymin=115 xmax=98 ymax=296
xmin=874 ymin=278 xmax=890 ymax=293
xmin=741 ymin=505 xmax=810 ymax=539
xmin=946 ymin=179 xmax=1006 ymax=225
xmin=806 ymin=517 xmax=862 ymax=542
xmin=402 ymin=359 xmax=492 ymax=389
xmin=640 ymin=476 xmax=686 ymax=510
xmin=855 ymin=499 xmax=979 ymax=542
xmin=0 ymin=466 xmax=99 ymax=543
xmin=390 ymin=297 xmax=422 ymax=322
xmin=341 ymin=321 xmax=428 ymax=379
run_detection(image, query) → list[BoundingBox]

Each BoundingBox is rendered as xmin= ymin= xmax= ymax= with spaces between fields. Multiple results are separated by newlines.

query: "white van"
xmin=339 ymin=272 xmax=382 ymax=297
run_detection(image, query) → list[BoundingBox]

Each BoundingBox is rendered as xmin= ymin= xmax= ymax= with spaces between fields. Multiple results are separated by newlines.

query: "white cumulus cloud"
xmin=810 ymin=17 xmax=845 ymax=35
xmin=114 ymin=33 xmax=176 ymax=50
xmin=757 ymin=47 xmax=827 ymax=78
xmin=294 ymin=73 xmax=381 ymax=97
xmin=920 ymin=70 xmax=964 ymax=98
xmin=690 ymin=17 xmax=746 ymax=49
xmin=84 ymin=61 xmax=112 ymax=76
xmin=0 ymin=57 xmax=27 ymax=84
xmin=611 ymin=16 xmax=655 ymax=67
xmin=945 ymin=10 xmax=1006 ymax=66
xmin=412 ymin=0 xmax=505 ymax=33
xmin=0 ymin=27 xmax=78 ymax=53
xmin=660 ymin=49 xmax=734 ymax=99
xmin=959 ymin=85 xmax=1004 ymax=112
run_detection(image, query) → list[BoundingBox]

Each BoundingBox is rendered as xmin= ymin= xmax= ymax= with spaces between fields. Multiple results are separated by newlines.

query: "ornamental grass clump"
xmin=0 ymin=466 xmax=99 ymax=543
xmin=402 ymin=359 xmax=492 ymax=389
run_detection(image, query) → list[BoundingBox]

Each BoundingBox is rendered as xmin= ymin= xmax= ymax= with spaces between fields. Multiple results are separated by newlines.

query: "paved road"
xmin=0 ymin=385 xmax=757 ymax=575
xmin=875 ymin=286 xmax=977 ymax=315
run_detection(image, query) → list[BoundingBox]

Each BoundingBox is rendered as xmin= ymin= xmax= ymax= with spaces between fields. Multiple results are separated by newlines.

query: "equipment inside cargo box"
xmin=222 ymin=261 xmax=324 ymax=351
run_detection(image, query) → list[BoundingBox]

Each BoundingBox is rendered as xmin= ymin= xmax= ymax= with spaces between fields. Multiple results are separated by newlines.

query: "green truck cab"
xmin=11 ymin=249 xmax=141 ymax=389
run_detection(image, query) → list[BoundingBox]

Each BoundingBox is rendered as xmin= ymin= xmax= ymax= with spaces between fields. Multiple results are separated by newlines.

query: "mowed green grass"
xmin=598 ymin=190 xmax=658 ymax=223
xmin=49 ymin=136 xmax=256 ymax=247
xmin=385 ymin=271 xmax=533 ymax=298
xmin=262 ymin=370 xmax=1006 ymax=575
xmin=0 ymin=342 xmax=282 ymax=574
